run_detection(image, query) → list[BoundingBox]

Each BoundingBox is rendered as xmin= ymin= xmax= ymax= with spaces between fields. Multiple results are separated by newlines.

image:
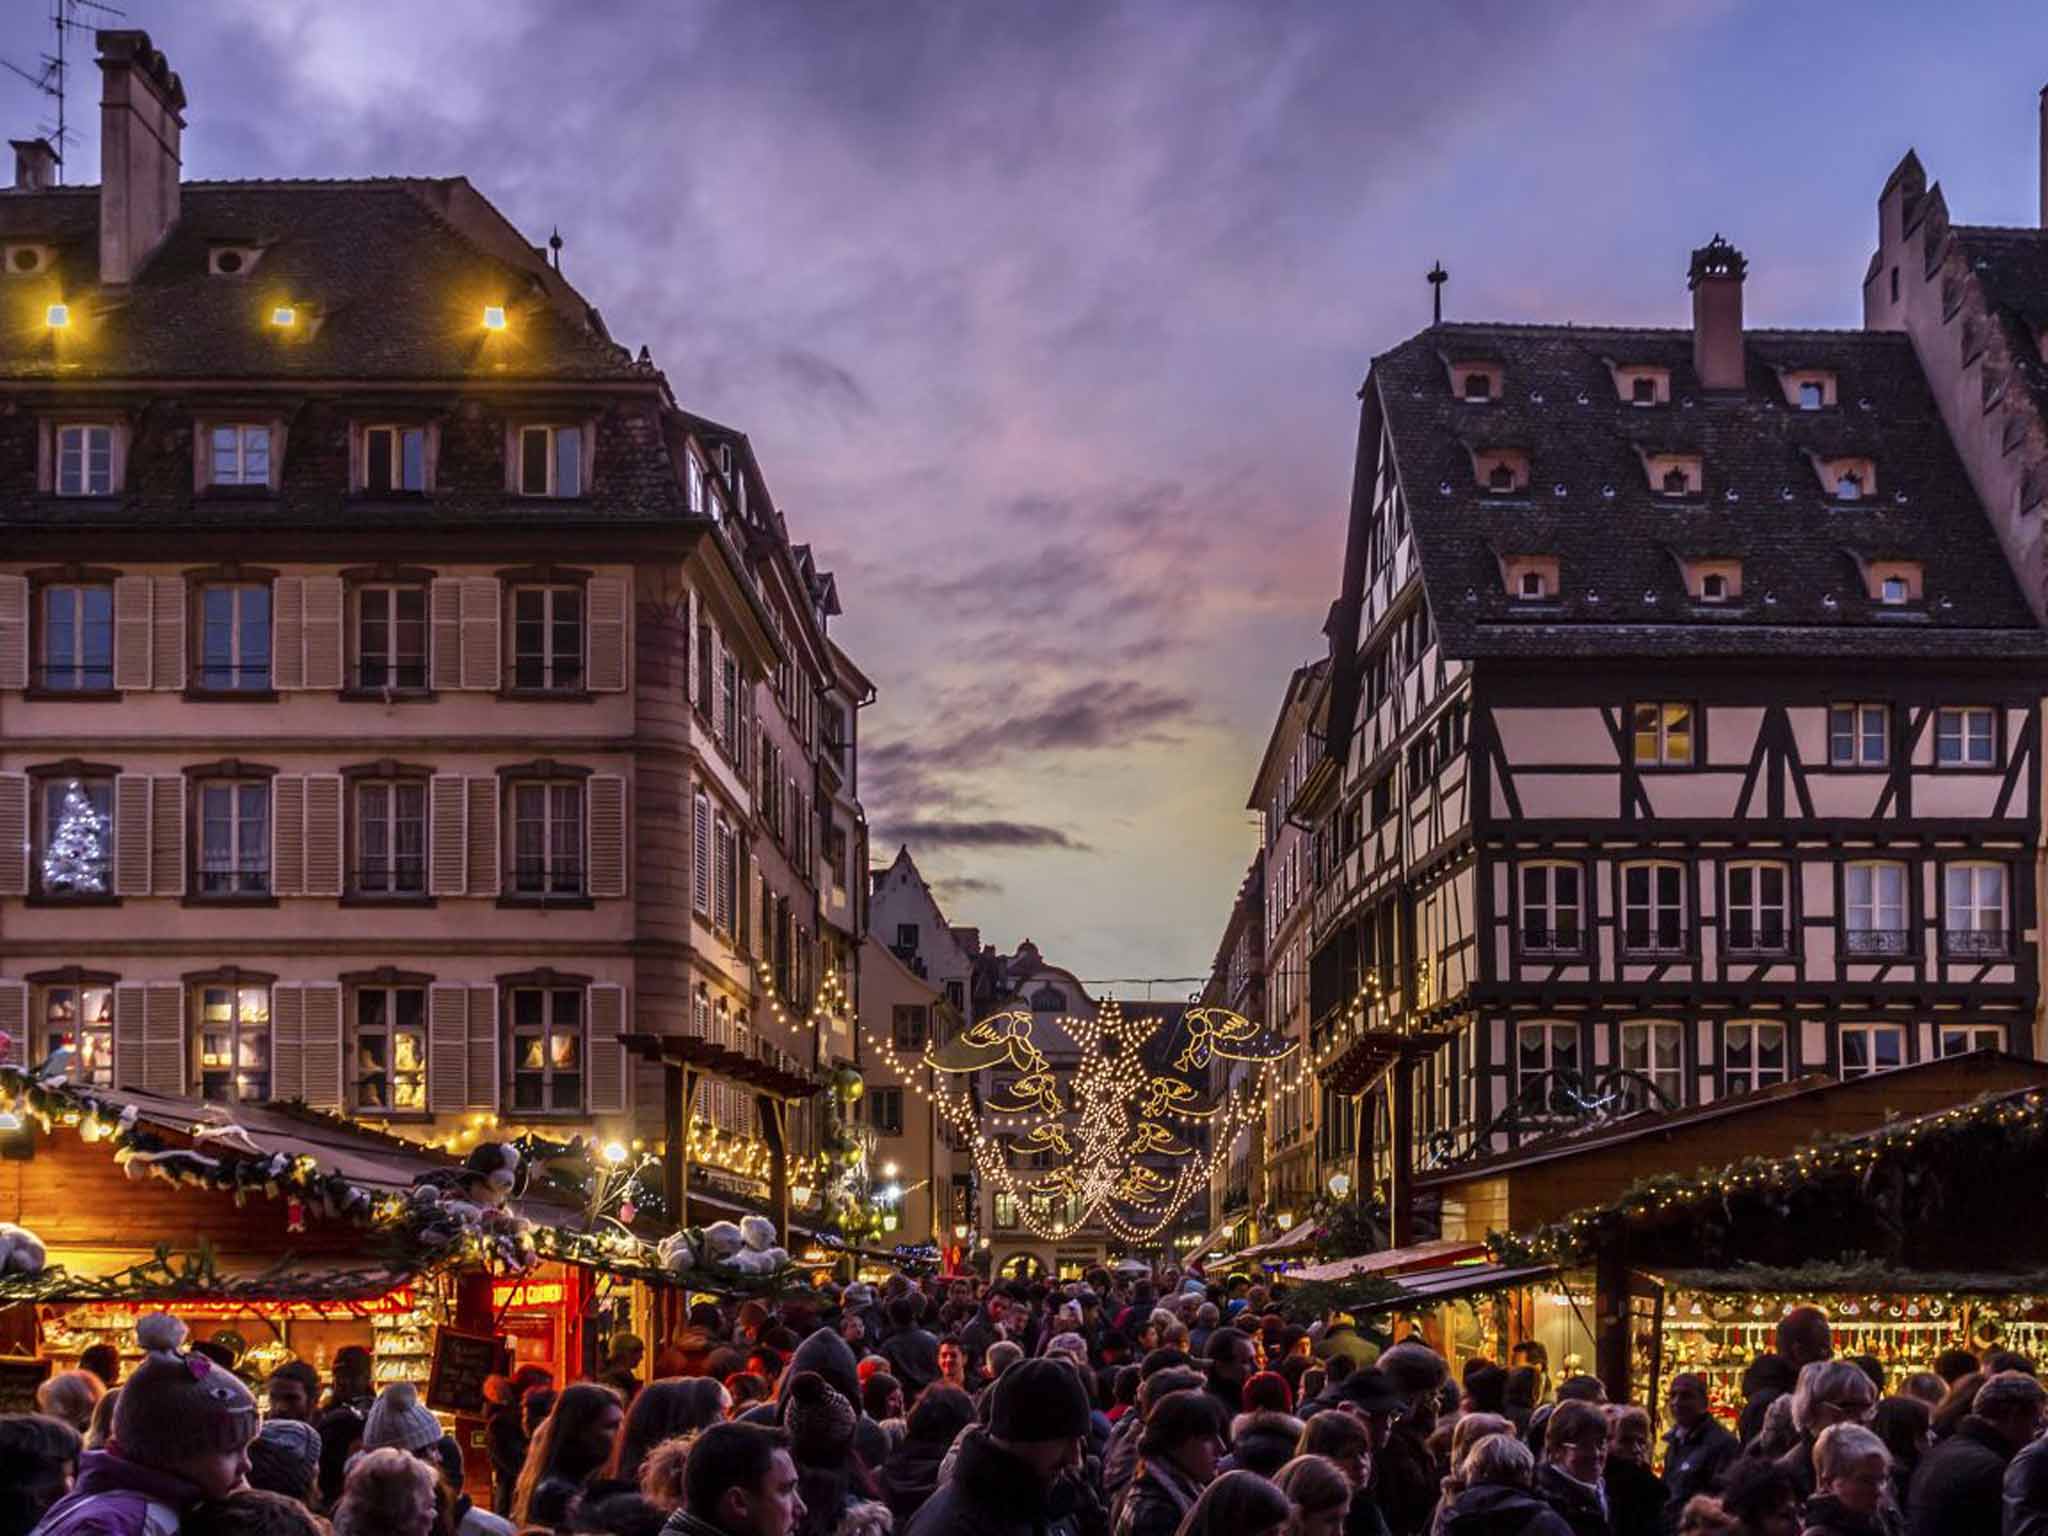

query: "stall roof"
xmin=623 ymin=1034 xmax=822 ymax=1099
xmin=1185 ymin=1213 xmax=1245 ymax=1267
xmin=22 ymin=1256 xmax=420 ymax=1305
xmin=1355 ymin=1262 xmax=1558 ymax=1314
xmin=1289 ymin=1239 xmax=1489 ymax=1284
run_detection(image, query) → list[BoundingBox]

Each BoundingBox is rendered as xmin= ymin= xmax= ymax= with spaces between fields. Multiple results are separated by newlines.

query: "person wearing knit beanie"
xmin=362 ymin=1381 xmax=444 ymax=1454
xmin=781 ymin=1370 xmax=857 ymax=1464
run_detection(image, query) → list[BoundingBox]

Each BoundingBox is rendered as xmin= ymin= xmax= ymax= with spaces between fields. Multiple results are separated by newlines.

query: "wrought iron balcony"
xmin=1844 ymin=927 xmax=1910 ymax=957
xmin=1518 ymin=925 xmax=1583 ymax=956
xmin=1943 ymin=929 xmax=2009 ymax=959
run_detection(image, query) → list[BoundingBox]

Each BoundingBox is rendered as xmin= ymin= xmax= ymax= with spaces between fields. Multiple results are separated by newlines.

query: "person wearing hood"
xmin=882 ymin=1386 xmax=977 ymax=1523
xmin=905 ymin=1358 xmax=1091 ymax=1536
xmin=1439 ymin=1433 xmax=1573 ymax=1536
xmin=779 ymin=1372 xmax=889 ymax=1536
xmin=1112 ymin=1391 xmax=1224 ymax=1536
xmin=741 ymin=1322 xmax=894 ymax=1470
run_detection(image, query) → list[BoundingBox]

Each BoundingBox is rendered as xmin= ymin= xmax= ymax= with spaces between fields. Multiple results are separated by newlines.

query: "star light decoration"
xmin=869 ymin=1001 xmax=1306 ymax=1245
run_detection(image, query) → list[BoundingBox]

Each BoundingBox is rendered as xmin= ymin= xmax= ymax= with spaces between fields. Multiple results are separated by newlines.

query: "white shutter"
xmin=430 ymin=578 xmax=463 ymax=691
xmin=113 ymin=984 xmax=147 ymax=1090
xmin=303 ymin=577 xmax=345 ymax=691
xmin=692 ymin=791 xmax=711 ymax=914
xmin=712 ymin=631 xmax=728 ymax=745
xmin=460 ymin=578 xmax=501 ymax=691
xmin=150 ymin=777 xmax=185 ymax=897
xmin=150 ymin=577 xmax=185 ymax=691
xmin=271 ymin=577 xmax=305 ymax=690
xmin=304 ymin=775 xmax=343 ymax=897
xmin=0 ymin=982 xmax=26 ymax=1070
xmin=271 ymin=983 xmax=305 ymax=1102
xmin=427 ymin=984 xmax=471 ymax=1113
xmin=465 ymin=777 xmax=499 ymax=896
xmin=429 ymin=775 xmax=467 ymax=896
xmin=587 ymin=983 xmax=626 ymax=1114
xmin=113 ymin=576 xmax=153 ymax=690
xmin=114 ymin=773 xmax=153 ymax=896
xmin=466 ymin=984 xmax=499 ymax=1111
xmin=302 ymin=983 xmax=344 ymax=1110
xmin=587 ymin=576 xmax=628 ymax=692
xmin=0 ymin=574 xmax=27 ymax=691
xmin=0 ymin=774 xmax=26 ymax=896
xmin=270 ymin=776 xmax=306 ymax=897
xmin=587 ymin=775 xmax=626 ymax=898
xmin=143 ymin=983 xmax=184 ymax=1096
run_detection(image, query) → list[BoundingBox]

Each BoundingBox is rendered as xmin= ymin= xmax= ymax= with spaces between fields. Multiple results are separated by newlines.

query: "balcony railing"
xmin=1518 ymin=925 xmax=1583 ymax=956
xmin=353 ymin=864 xmax=427 ymax=897
xmin=1943 ymin=929 xmax=2010 ymax=959
xmin=1844 ymin=928 xmax=1910 ymax=957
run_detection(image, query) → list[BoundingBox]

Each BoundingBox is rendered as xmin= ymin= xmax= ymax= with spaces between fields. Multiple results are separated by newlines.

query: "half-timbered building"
xmin=1307 ymin=235 xmax=2048 ymax=1238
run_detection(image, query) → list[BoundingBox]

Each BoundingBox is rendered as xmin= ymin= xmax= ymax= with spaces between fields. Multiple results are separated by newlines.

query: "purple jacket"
xmin=31 ymin=1449 xmax=201 ymax=1536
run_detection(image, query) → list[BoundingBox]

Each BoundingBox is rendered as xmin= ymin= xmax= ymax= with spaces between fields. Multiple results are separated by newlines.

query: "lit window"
xmin=1844 ymin=862 xmax=1908 ymax=956
xmin=1515 ymin=1021 xmax=1579 ymax=1101
xmin=355 ymin=781 xmax=426 ymax=895
xmin=364 ymin=426 xmax=427 ymax=493
xmin=1798 ymin=381 xmax=1825 ymax=411
xmin=55 ymin=424 xmax=112 ymax=496
xmin=1723 ymin=1021 xmax=1787 ymax=1095
xmin=1828 ymin=704 xmax=1888 ymax=766
xmin=512 ymin=585 xmax=584 ymax=691
xmin=37 ymin=777 xmax=112 ymax=895
xmin=210 ymin=424 xmax=271 ymax=487
xmin=1944 ymin=863 xmax=2008 ymax=957
xmin=1879 ymin=576 xmax=1908 ymax=604
xmin=1700 ymin=573 xmax=1728 ymax=603
xmin=1839 ymin=1023 xmax=1905 ymax=1080
xmin=511 ymin=781 xmax=584 ymax=897
xmin=518 ymin=425 xmax=583 ymax=497
xmin=1631 ymin=377 xmax=1657 ymax=405
xmin=1518 ymin=862 xmax=1581 ymax=953
xmin=482 ymin=305 xmax=507 ymax=331
xmin=1618 ymin=1020 xmax=1682 ymax=1111
xmin=1836 ymin=471 xmax=1863 ymax=500
xmin=1622 ymin=862 xmax=1687 ymax=954
xmin=1725 ymin=862 xmax=1791 ymax=954
xmin=509 ymin=986 xmax=582 ymax=1111
xmin=40 ymin=984 xmax=112 ymax=1087
xmin=1935 ymin=706 xmax=1995 ymax=766
xmin=198 ymin=781 xmax=270 ymax=896
xmin=1631 ymin=702 xmax=1694 ymax=766
xmin=197 ymin=984 xmax=271 ymax=1103
xmin=40 ymin=583 xmax=113 ymax=690
xmin=1518 ymin=570 xmax=1545 ymax=600
xmin=356 ymin=986 xmax=428 ymax=1112
xmin=200 ymin=583 xmax=272 ymax=690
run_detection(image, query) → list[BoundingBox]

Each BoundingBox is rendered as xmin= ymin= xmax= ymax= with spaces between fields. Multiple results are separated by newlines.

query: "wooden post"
xmin=1388 ymin=1056 xmax=1416 ymax=1248
xmin=662 ymin=1063 xmax=700 ymax=1228
xmin=759 ymin=1093 xmax=790 ymax=1240
xmin=1594 ymin=1232 xmax=1632 ymax=1405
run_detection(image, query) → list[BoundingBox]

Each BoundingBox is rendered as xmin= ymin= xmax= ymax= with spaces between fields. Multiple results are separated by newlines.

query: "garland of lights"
xmin=866 ymin=1002 xmax=1301 ymax=1244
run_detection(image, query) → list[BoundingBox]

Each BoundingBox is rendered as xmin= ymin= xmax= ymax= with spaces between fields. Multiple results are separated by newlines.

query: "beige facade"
xmin=855 ymin=935 xmax=960 ymax=1246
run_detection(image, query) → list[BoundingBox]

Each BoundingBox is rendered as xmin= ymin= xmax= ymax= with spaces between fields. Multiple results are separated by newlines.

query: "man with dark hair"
xmin=881 ymin=1295 xmax=941 ymax=1397
xmin=907 ymin=1358 xmax=1089 ymax=1536
xmin=1936 ymin=1348 xmax=1981 ymax=1385
xmin=1201 ymin=1327 xmax=1257 ymax=1417
xmin=263 ymin=1362 xmax=321 ymax=1425
xmin=1661 ymin=1372 xmax=1739 ymax=1524
xmin=961 ymin=1292 xmax=1011 ymax=1376
xmin=1908 ymin=1370 xmax=2047 ymax=1536
xmin=665 ymin=1422 xmax=804 ymax=1536
xmin=1777 ymin=1306 xmax=1833 ymax=1370
xmin=77 ymin=1344 xmax=121 ymax=1390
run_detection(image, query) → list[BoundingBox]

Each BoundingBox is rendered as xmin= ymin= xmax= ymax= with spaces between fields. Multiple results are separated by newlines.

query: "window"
xmin=356 ymin=585 xmax=427 ymax=690
xmin=40 ymin=584 xmax=112 ymax=690
xmin=209 ymin=425 xmax=271 ymax=487
xmin=509 ymin=986 xmax=582 ymax=1111
xmin=1935 ymin=707 xmax=1995 ymax=767
xmin=1519 ymin=862 xmax=1582 ymax=954
xmin=517 ymin=425 xmax=583 ymax=498
xmin=197 ymin=781 xmax=270 ymax=896
xmin=363 ymin=426 xmax=427 ymax=493
xmin=1488 ymin=463 xmax=1515 ymax=493
xmin=1622 ymin=862 xmax=1686 ymax=954
xmin=1839 ymin=1023 xmax=1905 ymax=1079
xmin=197 ymin=984 xmax=271 ymax=1103
xmin=870 ymin=1086 xmax=905 ymax=1136
xmin=1516 ymin=1022 xmax=1580 ymax=1097
xmin=1944 ymin=863 xmax=2008 ymax=957
xmin=1829 ymin=705 xmax=1888 ymax=767
xmin=1370 ymin=774 xmax=1394 ymax=825
xmin=355 ymin=986 xmax=427 ymax=1111
xmin=1798 ymin=381 xmax=1824 ymax=411
xmin=1619 ymin=1020 xmax=1682 ymax=1111
xmin=38 ymin=778 xmax=112 ymax=895
xmin=1879 ymin=576 xmax=1908 ymax=605
xmin=1631 ymin=377 xmax=1657 ymax=405
xmin=892 ymin=1005 xmax=929 ymax=1051
xmin=1661 ymin=468 xmax=1689 ymax=496
xmin=1844 ymin=861 xmax=1908 ymax=956
xmin=199 ymin=584 xmax=272 ymax=691
xmin=1722 ymin=1021 xmax=1787 ymax=1095
xmin=1941 ymin=1025 xmax=2004 ymax=1057
xmin=1518 ymin=570 xmax=1545 ymax=600
xmin=40 ymin=984 xmax=112 ymax=1087
xmin=994 ymin=1191 xmax=1017 ymax=1229
xmin=512 ymin=781 xmax=584 ymax=897
xmin=1700 ymin=573 xmax=1728 ymax=603
xmin=721 ymin=653 xmax=741 ymax=747
xmin=55 ymin=425 xmax=112 ymax=496
xmin=895 ymin=923 xmax=919 ymax=951
xmin=356 ymin=781 xmax=426 ymax=896
xmin=1836 ymin=471 xmax=1863 ymax=501
xmin=1631 ymin=703 xmax=1693 ymax=766
xmin=511 ymin=586 xmax=584 ymax=692
xmin=1462 ymin=373 xmax=1491 ymax=401
xmin=1725 ymin=863 xmax=1791 ymax=955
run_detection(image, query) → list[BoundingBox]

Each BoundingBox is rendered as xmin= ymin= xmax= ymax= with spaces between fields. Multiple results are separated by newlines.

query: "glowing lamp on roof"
xmin=270 ymin=306 xmax=296 ymax=328
xmin=481 ymin=305 xmax=507 ymax=331
xmin=44 ymin=304 xmax=68 ymax=329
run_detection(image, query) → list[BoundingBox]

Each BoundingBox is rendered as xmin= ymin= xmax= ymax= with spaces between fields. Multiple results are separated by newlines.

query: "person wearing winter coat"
xmin=779 ymin=1372 xmax=891 ymax=1536
xmin=31 ymin=1314 xmax=259 ymax=1536
xmin=1103 ymin=1370 xmax=1206 ymax=1505
xmin=1226 ymin=1411 xmax=1306 ymax=1479
xmin=1601 ymin=1408 xmax=1663 ymax=1536
xmin=1113 ymin=1393 xmax=1224 ymax=1536
xmin=1377 ymin=1345 xmax=1453 ymax=1536
xmin=742 ymin=1326 xmax=895 ymax=1472
xmin=1661 ymin=1375 xmax=1740 ymax=1526
xmin=2007 ymin=1426 xmax=2048 ymax=1536
xmin=1532 ymin=1401 xmax=1611 ymax=1536
xmin=1904 ymin=1370 xmax=2045 ymax=1536
xmin=1438 ymin=1433 xmax=1573 ymax=1536
xmin=904 ymin=1359 xmax=1093 ymax=1536
xmin=658 ymin=1421 xmax=806 ymax=1536
xmin=882 ymin=1387 xmax=976 ymax=1523
xmin=1798 ymin=1425 xmax=1892 ymax=1536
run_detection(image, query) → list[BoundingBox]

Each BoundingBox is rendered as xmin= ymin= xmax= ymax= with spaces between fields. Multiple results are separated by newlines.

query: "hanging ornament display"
xmin=40 ymin=780 xmax=109 ymax=895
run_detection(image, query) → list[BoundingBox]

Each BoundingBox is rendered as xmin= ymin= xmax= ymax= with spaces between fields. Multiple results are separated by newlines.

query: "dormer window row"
xmin=1777 ymin=368 xmax=1838 ymax=411
xmin=1608 ymin=363 xmax=1672 ymax=407
xmin=1642 ymin=452 xmax=1703 ymax=499
xmin=1812 ymin=454 xmax=1878 ymax=502
xmin=1500 ymin=555 xmax=1558 ymax=602
xmin=1448 ymin=361 xmax=1504 ymax=402
xmin=1471 ymin=448 xmax=1530 ymax=495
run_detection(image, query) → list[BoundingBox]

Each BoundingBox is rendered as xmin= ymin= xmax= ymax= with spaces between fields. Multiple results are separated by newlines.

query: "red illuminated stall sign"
xmin=492 ymin=1278 xmax=565 ymax=1308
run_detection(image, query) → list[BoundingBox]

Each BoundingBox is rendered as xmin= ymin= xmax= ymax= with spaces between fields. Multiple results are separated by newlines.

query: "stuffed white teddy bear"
xmin=739 ymin=1215 xmax=778 ymax=1252
xmin=0 ymin=1222 xmax=48 ymax=1274
xmin=699 ymin=1221 xmax=745 ymax=1261
xmin=656 ymin=1231 xmax=697 ymax=1273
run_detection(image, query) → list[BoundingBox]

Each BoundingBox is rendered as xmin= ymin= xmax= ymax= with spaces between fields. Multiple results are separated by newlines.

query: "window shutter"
xmin=113 ymin=576 xmax=153 ymax=690
xmin=715 ymin=817 xmax=734 ymax=931
xmin=113 ymin=983 xmax=146 ymax=1089
xmin=304 ymin=775 xmax=343 ymax=897
xmin=271 ymin=775 xmax=306 ymax=897
xmin=587 ymin=983 xmax=626 ymax=1114
xmin=429 ymin=775 xmax=468 ymax=896
xmin=466 ymin=984 xmax=498 ymax=1110
xmin=271 ymin=577 xmax=305 ymax=690
xmin=427 ymin=984 xmax=471 ymax=1113
xmin=0 ymin=981 xmax=26 ymax=1070
xmin=150 ymin=776 xmax=184 ymax=896
xmin=0 ymin=574 xmax=26 ymax=691
xmin=692 ymin=791 xmax=711 ymax=914
xmin=460 ymin=578 xmax=501 ymax=691
xmin=150 ymin=577 xmax=185 ymax=691
xmin=303 ymin=576 xmax=345 ymax=690
xmin=271 ymin=983 xmax=305 ymax=1102
xmin=115 ymin=773 xmax=152 ymax=896
xmin=587 ymin=576 xmax=628 ymax=692
xmin=0 ymin=773 xmax=26 ymax=896
xmin=303 ymin=983 xmax=343 ymax=1110
xmin=465 ymin=777 xmax=499 ymax=896
xmin=144 ymin=983 xmax=185 ymax=1096
xmin=682 ymin=587 xmax=697 ymax=707
xmin=430 ymin=579 xmax=463 ymax=691
xmin=712 ymin=633 xmax=728 ymax=746
xmin=587 ymin=775 xmax=626 ymax=898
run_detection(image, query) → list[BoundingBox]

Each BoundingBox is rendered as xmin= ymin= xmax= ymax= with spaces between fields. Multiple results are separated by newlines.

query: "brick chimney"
xmin=95 ymin=29 xmax=185 ymax=285
xmin=10 ymin=138 xmax=57 ymax=191
xmin=1688 ymin=234 xmax=1748 ymax=392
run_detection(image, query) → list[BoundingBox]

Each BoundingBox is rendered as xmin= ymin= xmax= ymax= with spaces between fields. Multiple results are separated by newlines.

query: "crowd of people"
xmin=2 ymin=1272 xmax=2047 ymax=1536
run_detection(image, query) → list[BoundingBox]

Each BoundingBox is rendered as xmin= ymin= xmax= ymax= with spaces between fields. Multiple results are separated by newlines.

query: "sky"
xmin=10 ymin=0 xmax=2048 ymax=991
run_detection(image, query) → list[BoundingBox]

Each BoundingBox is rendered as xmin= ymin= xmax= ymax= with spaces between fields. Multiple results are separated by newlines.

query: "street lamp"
xmin=1327 ymin=1172 xmax=1353 ymax=1200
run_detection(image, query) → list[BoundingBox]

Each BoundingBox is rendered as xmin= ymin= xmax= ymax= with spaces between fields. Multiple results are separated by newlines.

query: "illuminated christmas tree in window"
xmin=43 ymin=780 xmax=109 ymax=895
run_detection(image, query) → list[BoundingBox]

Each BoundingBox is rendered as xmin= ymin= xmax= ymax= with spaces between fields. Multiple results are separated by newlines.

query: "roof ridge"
xmin=1420 ymin=321 xmax=1904 ymax=340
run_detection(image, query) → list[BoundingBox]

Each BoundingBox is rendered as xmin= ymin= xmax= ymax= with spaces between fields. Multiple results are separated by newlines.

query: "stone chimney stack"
xmin=10 ymin=138 xmax=57 ymax=192
xmin=95 ymin=29 xmax=185 ymax=285
xmin=1688 ymin=234 xmax=1748 ymax=393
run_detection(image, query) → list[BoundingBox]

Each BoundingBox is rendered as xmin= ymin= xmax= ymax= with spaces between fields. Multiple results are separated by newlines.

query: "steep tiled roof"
xmin=1373 ymin=322 xmax=2048 ymax=660
xmin=1948 ymin=225 xmax=2048 ymax=414
xmin=0 ymin=179 xmax=638 ymax=380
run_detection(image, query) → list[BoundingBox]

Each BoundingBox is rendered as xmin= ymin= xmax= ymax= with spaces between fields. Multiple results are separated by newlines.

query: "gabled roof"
xmin=1371 ymin=321 xmax=2048 ymax=661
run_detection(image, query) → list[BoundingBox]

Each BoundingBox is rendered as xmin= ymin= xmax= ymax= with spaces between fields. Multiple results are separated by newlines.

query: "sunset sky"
xmin=14 ymin=1 xmax=2048 ymax=991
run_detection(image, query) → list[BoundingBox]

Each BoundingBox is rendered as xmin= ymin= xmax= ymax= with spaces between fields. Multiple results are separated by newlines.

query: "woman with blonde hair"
xmin=1426 ymin=1414 xmax=1513 ymax=1535
xmin=1273 ymin=1454 xmax=1353 ymax=1536
xmin=332 ymin=1445 xmax=438 ymax=1536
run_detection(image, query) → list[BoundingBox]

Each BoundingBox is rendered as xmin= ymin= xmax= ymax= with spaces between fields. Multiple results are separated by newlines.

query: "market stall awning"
xmin=1289 ymin=1238 xmax=1489 ymax=1284
xmin=1183 ymin=1214 xmax=1243 ymax=1267
xmin=1350 ymin=1261 xmax=1557 ymax=1314
xmin=17 ymin=1256 xmax=421 ymax=1306
xmin=1229 ymin=1218 xmax=1323 ymax=1265
xmin=622 ymin=1034 xmax=822 ymax=1099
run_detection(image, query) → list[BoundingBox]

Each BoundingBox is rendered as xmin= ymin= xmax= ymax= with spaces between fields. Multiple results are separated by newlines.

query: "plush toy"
xmin=657 ymin=1231 xmax=697 ymax=1273
xmin=0 ymin=1222 xmax=46 ymax=1274
xmin=136 ymin=1312 xmax=189 ymax=1355
xmin=725 ymin=1246 xmax=780 ymax=1276
xmin=739 ymin=1215 xmax=777 ymax=1252
xmin=458 ymin=1143 xmax=526 ymax=1207
xmin=699 ymin=1221 xmax=745 ymax=1260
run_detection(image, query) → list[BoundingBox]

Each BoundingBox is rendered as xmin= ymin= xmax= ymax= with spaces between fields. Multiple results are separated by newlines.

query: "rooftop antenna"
xmin=1427 ymin=260 xmax=1448 ymax=326
xmin=2 ymin=0 xmax=127 ymax=184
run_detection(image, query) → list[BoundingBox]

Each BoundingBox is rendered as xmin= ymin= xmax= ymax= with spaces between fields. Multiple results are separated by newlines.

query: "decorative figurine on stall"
xmin=0 ymin=1222 xmax=47 ymax=1274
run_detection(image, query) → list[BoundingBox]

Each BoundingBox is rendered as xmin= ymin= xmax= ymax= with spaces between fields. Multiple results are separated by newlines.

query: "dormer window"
xmin=1662 ymin=468 xmax=1689 ymax=496
xmin=1463 ymin=373 xmax=1493 ymax=401
xmin=1643 ymin=453 xmax=1702 ymax=499
xmin=1799 ymin=381 xmax=1824 ymax=411
xmin=1862 ymin=561 xmax=1922 ymax=605
xmin=1701 ymin=574 xmax=1729 ymax=602
xmin=1471 ymin=449 xmax=1529 ymax=495
xmin=207 ymin=245 xmax=265 ymax=277
xmin=1449 ymin=361 xmax=1503 ymax=402
xmin=1519 ymin=571 xmax=1545 ymax=600
xmin=1612 ymin=365 xmax=1670 ymax=406
xmin=4 ymin=243 xmax=53 ymax=276
xmin=1501 ymin=555 xmax=1558 ymax=602
xmin=1632 ymin=377 xmax=1657 ymax=405
xmin=1488 ymin=463 xmax=1516 ymax=493
xmin=1813 ymin=455 xmax=1876 ymax=502
xmin=1880 ymin=576 xmax=1907 ymax=604
xmin=1837 ymin=471 xmax=1863 ymax=501
xmin=1680 ymin=558 xmax=1741 ymax=603
xmin=1779 ymin=370 xmax=1836 ymax=410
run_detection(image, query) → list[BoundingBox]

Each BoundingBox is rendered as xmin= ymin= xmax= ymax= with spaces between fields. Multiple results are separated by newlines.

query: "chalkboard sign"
xmin=425 ymin=1328 xmax=499 ymax=1415
xmin=0 ymin=1356 xmax=51 ymax=1414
